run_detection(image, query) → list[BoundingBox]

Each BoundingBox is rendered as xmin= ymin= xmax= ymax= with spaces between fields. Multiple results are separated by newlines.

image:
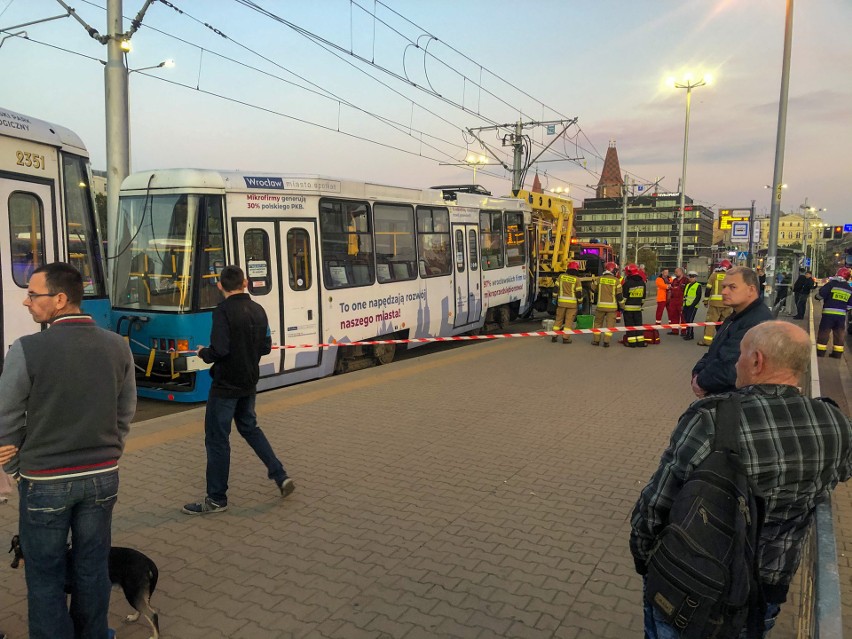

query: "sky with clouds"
xmin=2 ymin=0 xmax=849 ymax=225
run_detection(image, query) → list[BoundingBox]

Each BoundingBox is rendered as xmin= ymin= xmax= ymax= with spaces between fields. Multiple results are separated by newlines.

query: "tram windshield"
xmin=113 ymin=194 xmax=199 ymax=311
xmin=61 ymin=154 xmax=104 ymax=296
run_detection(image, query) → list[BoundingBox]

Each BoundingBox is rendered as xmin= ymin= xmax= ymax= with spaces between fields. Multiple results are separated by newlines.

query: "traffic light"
xmin=834 ymin=226 xmax=844 ymax=239
xmin=823 ymin=227 xmax=833 ymax=239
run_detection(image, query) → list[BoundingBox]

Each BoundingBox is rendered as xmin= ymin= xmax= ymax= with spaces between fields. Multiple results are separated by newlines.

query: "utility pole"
xmin=511 ymin=121 xmax=524 ymax=193
xmin=467 ymin=118 xmax=578 ymax=195
xmin=620 ymin=174 xmax=629 ymax=265
xmin=765 ymin=0 xmax=795 ymax=305
xmin=105 ymin=0 xmax=129 ymax=287
xmin=747 ymin=199 xmax=755 ymax=268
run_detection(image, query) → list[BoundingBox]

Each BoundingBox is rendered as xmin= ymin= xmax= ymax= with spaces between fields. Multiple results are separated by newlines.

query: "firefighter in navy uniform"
xmin=681 ymin=270 xmax=703 ymax=340
xmin=552 ymin=262 xmax=583 ymax=344
xmin=590 ymin=261 xmax=624 ymax=348
xmin=700 ymin=259 xmax=733 ymax=346
xmin=815 ymin=267 xmax=852 ymax=358
xmin=622 ymin=263 xmax=647 ymax=347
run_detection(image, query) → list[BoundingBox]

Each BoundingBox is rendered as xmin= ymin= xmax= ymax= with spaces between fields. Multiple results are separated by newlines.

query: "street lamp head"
xmin=162 ymin=59 xmax=175 ymax=68
xmin=668 ymin=71 xmax=712 ymax=90
xmin=120 ymin=39 xmax=132 ymax=53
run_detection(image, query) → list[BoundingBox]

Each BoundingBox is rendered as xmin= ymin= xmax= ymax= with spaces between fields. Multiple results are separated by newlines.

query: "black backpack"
xmin=645 ymin=396 xmax=766 ymax=638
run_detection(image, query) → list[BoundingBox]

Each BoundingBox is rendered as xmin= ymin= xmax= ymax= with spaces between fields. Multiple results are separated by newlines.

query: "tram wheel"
xmin=373 ymin=343 xmax=396 ymax=365
xmin=496 ymin=306 xmax=511 ymax=331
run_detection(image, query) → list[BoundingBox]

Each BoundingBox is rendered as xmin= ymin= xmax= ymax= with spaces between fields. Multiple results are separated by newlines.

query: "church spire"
xmin=596 ymin=140 xmax=624 ymax=198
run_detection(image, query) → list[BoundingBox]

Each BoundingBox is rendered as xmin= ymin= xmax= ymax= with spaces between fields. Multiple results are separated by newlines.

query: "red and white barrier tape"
xmin=178 ymin=321 xmax=722 ymax=353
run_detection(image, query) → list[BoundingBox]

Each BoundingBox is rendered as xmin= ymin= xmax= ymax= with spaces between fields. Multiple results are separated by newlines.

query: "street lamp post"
xmin=669 ymin=74 xmax=710 ymax=270
xmin=796 ymin=199 xmax=826 ymax=279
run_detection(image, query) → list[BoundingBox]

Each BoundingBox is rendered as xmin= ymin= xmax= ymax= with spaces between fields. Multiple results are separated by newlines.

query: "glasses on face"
xmin=25 ymin=292 xmax=58 ymax=301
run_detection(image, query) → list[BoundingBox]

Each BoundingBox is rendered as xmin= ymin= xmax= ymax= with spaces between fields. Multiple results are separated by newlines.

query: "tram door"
xmin=0 ymin=178 xmax=57 ymax=368
xmin=234 ymin=219 xmax=320 ymax=376
xmin=452 ymin=224 xmax=482 ymax=327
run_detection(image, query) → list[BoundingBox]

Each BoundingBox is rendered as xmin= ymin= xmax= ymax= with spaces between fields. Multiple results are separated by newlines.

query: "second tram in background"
xmin=111 ymin=170 xmax=531 ymax=402
xmin=0 ymin=107 xmax=108 ymax=371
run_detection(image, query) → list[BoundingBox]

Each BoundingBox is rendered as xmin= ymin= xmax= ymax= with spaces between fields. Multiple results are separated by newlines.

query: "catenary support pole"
xmin=620 ymin=174 xmax=629 ymax=265
xmin=104 ymin=0 xmax=129 ymax=289
xmin=765 ymin=0 xmax=795 ymax=305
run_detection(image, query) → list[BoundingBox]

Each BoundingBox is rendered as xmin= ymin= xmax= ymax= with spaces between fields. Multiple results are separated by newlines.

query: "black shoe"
xmin=816 ymin=351 xmax=826 ymax=358
xmin=603 ymin=342 xmax=610 ymax=348
xmin=792 ymin=316 xmax=803 ymax=320
xmin=277 ymin=478 xmax=296 ymax=498
xmin=182 ymin=497 xmax=228 ymax=515
xmin=551 ymin=336 xmax=558 ymax=343
xmin=592 ymin=341 xmax=600 ymax=346
xmin=829 ymin=352 xmax=843 ymax=359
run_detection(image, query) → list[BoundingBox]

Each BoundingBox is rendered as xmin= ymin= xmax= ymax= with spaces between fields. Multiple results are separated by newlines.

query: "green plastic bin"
xmin=576 ymin=314 xmax=594 ymax=329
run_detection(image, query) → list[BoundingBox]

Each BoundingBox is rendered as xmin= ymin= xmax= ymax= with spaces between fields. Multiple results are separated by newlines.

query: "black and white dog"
xmin=9 ymin=535 xmax=160 ymax=639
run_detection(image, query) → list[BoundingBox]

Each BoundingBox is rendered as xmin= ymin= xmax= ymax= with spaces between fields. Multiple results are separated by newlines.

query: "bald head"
xmin=735 ymin=321 xmax=810 ymax=388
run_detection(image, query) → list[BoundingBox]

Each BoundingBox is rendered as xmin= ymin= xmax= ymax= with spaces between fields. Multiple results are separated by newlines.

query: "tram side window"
xmin=8 ymin=192 xmax=46 ymax=287
xmin=416 ymin=206 xmax=451 ymax=278
xmin=468 ymin=229 xmax=478 ymax=271
xmin=244 ymin=229 xmax=272 ymax=296
xmin=505 ymin=211 xmax=526 ymax=267
xmin=455 ymin=229 xmax=465 ymax=273
xmin=61 ymin=154 xmax=104 ymax=296
xmin=197 ymin=196 xmax=226 ymax=309
xmin=374 ymin=203 xmax=416 ymax=283
xmin=480 ymin=210 xmax=503 ymax=270
xmin=319 ymin=198 xmax=374 ymax=289
xmin=286 ymin=228 xmax=312 ymax=291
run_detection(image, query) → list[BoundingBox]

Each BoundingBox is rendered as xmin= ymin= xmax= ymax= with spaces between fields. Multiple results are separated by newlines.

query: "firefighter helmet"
xmin=837 ymin=267 xmax=851 ymax=281
xmin=604 ymin=261 xmax=618 ymax=273
xmin=718 ymin=259 xmax=733 ymax=270
xmin=624 ymin=263 xmax=640 ymax=276
xmin=567 ymin=261 xmax=580 ymax=270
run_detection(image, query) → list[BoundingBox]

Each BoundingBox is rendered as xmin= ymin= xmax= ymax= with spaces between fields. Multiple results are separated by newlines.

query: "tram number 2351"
xmin=16 ymin=150 xmax=46 ymax=170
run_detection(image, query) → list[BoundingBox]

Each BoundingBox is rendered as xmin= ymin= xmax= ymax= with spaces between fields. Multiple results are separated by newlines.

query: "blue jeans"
xmin=18 ymin=472 xmax=118 ymax=639
xmin=643 ymin=578 xmax=781 ymax=639
xmin=205 ymin=394 xmax=286 ymax=504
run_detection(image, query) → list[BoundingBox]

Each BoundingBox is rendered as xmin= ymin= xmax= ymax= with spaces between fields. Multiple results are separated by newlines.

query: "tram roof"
xmin=120 ymin=168 xmax=530 ymax=212
xmin=0 ymin=107 xmax=88 ymax=156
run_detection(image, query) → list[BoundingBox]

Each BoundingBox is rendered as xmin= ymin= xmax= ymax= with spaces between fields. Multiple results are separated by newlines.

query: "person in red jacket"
xmin=667 ymin=267 xmax=688 ymax=335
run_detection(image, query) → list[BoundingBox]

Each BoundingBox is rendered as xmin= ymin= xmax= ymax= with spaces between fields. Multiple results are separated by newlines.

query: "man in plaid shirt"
xmin=631 ymin=321 xmax=852 ymax=638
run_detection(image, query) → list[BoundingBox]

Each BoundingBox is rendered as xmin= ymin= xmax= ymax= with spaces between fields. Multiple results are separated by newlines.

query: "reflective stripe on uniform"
xmin=823 ymin=309 xmax=846 ymax=316
xmin=816 ymin=344 xmax=828 ymax=351
xmin=833 ymin=346 xmax=845 ymax=352
xmin=624 ymin=305 xmax=643 ymax=311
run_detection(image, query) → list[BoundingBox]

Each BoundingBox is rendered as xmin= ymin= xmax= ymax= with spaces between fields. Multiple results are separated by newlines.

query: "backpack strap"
xmin=713 ymin=395 xmax=742 ymax=453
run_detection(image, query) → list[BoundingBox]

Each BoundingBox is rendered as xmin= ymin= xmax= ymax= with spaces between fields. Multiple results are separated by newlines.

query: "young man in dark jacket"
xmin=183 ymin=265 xmax=295 ymax=514
xmin=792 ymin=270 xmax=816 ymax=320
xmin=691 ymin=266 xmax=772 ymax=397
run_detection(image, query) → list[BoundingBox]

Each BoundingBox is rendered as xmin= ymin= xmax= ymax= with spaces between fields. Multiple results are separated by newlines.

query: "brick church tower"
xmin=596 ymin=140 xmax=623 ymax=198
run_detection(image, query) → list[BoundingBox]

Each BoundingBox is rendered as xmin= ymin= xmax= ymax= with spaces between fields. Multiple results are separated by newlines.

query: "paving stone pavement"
xmin=0 ymin=314 xmax=848 ymax=638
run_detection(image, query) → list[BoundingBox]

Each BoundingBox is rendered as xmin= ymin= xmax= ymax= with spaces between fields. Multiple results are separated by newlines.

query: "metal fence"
xmin=793 ymin=306 xmax=844 ymax=638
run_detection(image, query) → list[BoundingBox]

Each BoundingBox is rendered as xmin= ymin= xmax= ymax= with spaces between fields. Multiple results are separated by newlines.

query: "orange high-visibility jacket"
xmin=655 ymin=275 xmax=670 ymax=302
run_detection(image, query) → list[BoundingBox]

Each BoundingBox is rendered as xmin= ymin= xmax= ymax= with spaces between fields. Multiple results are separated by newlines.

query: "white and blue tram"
xmin=111 ymin=170 xmax=531 ymax=401
xmin=0 ymin=107 xmax=108 ymax=371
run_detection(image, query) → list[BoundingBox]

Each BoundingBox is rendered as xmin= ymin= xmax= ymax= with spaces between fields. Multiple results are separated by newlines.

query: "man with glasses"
xmin=0 ymin=262 xmax=136 ymax=639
